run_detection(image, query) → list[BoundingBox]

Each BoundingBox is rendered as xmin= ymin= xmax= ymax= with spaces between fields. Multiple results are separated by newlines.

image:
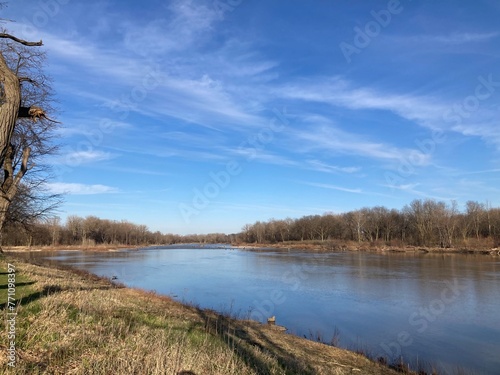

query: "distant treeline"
xmin=2 ymin=199 xmax=500 ymax=249
xmin=3 ymin=215 xmax=234 ymax=248
xmin=240 ymin=199 xmax=500 ymax=249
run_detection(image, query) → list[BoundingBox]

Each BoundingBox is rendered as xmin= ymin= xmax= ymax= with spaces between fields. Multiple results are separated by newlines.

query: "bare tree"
xmin=436 ymin=200 xmax=459 ymax=248
xmin=466 ymin=201 xmax=484 ymax=240
xmin=314 ymin=214 xmax=334 ymax=242
xmin=0 ymin=20 xmax=58 ymax=250
xmin=344 ymin=210 xmax=366 ymax=243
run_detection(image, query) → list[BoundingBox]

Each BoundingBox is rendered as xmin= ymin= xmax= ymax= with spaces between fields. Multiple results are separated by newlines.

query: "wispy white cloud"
xmin=290 ymin=118 xmax=431 ymax=164
xmin=301 ymin=181 xmax=363 ymax=194
xmin=149 ymin=74 xmax=265 ymax=129
xmin=230 ymin=148 xmax=299 ymax=167
xmin=280 ymin=77 xmax=444 ymax=129
xmin=279 ymin=77 xmax=500 ymax=149
xmin=46 ymin=183 xmax=118 ymax=195
xmin=9 ymin=4 xmax=276 ymax=134
xmin=456 ymin=178 xmax=500 ymax=194
xmin=459 ymin=168 xmax=500 ymax=175
xmin=98 ymin=166 xmax=171 ymax=177
xmin=44 ymin=37 xmax=269 ymax=130
xmin=108 ymin=143 xmax=228 ymax=162
xmin=383 ymin=183 xmax=421 ymax=191
xmin=55 ymin=116 xmax=132 ymax=138
xmin=209 ymin=39 xmax=279 ymax=80
xmin=452 ymin=117 xmax=500 ymax=148
xmin=382 ymin=183 xmax=453 ymax=201
xmin=63 ymin=150 xmax=116 ymax=164
xmin=49 ymin=150 xmax=116 ymax=167
xmin=41 ymin=33 xmax=144 ymax=82
xmin=408 ymin=32 xmax=499 ymax=45
xmin=123 ymin=0 xmax=220 ymax=56
xmin=305 ymin=160 xmax=361 ymax=174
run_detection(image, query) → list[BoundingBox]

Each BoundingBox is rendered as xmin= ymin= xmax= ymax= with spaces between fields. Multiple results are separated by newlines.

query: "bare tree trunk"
xmin=0 ymin=34 xmax=42 ymax=252
xmin=0 ymin=53 xmax=21 ymax=168
xmin=0 ymin=145 xmax=30 ymax=252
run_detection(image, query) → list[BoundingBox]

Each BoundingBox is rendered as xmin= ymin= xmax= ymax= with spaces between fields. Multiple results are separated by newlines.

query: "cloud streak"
xmin=279 ymin=77 xmax=500 ymax=150
xmin=405 ymin=32 xmax=499 ymax=45
xmin=302 ymin=181 xmax=363 ymax=194
xmin=46 ymin=183 xmax=118 ymax=195
xmin=59 ymin=151 xmax=116 ymax=164
xmin=290 ymin=119 xmax=430 ymax=164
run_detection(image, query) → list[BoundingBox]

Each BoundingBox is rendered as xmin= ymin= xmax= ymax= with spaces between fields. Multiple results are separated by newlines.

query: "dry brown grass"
xmin=4 ymin=244 xmax=144 ymax=252
xmin=1 ymin=256 xmax=399 ymax=375
xmin=235 ymin=239 xmax=500 ymax=255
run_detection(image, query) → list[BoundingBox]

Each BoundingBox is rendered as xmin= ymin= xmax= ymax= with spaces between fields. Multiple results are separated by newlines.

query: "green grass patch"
xmin=0 ymin=259 xmax=37 ymax=309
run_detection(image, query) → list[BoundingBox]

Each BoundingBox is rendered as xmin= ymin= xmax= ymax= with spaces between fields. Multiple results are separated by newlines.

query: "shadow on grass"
xmin=1 ymin=281 xmax=116 ymax=311
xmin=8 ymin=252 xmax=126 ymax=288
xmin=0 ymin=281 xmax=36 ymax=289
xmin=0 ymin=282 xmax=113 ymax=310
xmin=194 ymin=308 xmax=316 ymax=375
xmin=0 ymin=284 xmax=64 ymax=310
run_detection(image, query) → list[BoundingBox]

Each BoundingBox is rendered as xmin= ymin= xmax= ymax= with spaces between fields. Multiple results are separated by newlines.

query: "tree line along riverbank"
xmin=2 ymin=199 xmax=500 ymax=253
xmin=232 ymin=240 xmax=500 ymax=255
xmin=0 ymin=254 xmax=406 ymax=375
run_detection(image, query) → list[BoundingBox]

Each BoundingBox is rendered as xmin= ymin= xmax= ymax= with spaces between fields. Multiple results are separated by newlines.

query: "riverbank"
xmin=2 ymin=244 xmax=146 ymax=252
xmin=5 ymin=241 xmax=499 ymax=256
xmin=233 ymin=240 xmax=500 ymax=255
xmin=1 ymin=254 xmax=402 ymax=375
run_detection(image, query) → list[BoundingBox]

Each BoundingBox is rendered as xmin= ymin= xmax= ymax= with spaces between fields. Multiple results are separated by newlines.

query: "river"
xmin=33 ymin=246 xmax=500 ymax=374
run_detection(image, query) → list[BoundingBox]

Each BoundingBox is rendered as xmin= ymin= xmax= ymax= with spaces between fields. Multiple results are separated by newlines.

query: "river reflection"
xmin=30 ymin=247 xmax=500 ymax=374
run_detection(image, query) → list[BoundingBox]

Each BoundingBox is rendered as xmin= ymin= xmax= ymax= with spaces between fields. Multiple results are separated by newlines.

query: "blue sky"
xmin=4 ymin=0 xmax=500 ymax=234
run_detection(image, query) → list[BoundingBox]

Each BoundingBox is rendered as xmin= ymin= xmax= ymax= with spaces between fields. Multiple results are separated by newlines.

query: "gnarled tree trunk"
xmin=0 ymin=52 xmax=21 ymax=168
xmin=0 ymin=34 xmax=42 ymax=251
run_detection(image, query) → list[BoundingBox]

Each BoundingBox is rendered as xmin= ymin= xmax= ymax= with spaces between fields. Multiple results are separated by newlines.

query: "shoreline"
xmin=4 ymin=241 xmax=499 ymax=257
xmin=2 ymin=244 xmax=147 ymax=253
xmin=232 ymin=241 xmax=500 ymax=255
xmin=1 ymin=254 xmax=403 ymax=374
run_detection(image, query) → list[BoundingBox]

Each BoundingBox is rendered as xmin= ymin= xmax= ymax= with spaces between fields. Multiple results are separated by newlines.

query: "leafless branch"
xmin=19 ymin=77 xmax=37 ymax=84
xmin=0 ymin=33 xmax=42 ymax=46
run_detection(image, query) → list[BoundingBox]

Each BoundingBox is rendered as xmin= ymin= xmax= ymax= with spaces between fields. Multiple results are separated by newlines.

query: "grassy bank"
xmin=0 ymin=255 xmax=401 ymax=375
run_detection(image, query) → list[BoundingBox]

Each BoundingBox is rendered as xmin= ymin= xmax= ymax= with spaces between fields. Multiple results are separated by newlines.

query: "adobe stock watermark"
xmin=178 ymin=107 xmax=292 ymax=223
xmin=18 ymin=0 xmax=71 ymax=40
xmin=379 ymin=278 xmax=467 ymax=361
xmin=443 ymin=74 xmax=500 ymax=126
xmin=6 ymin=263 xmax=17 ymax=368
xmin=384 ymin=129 xmax=445 ymax=188
xmin=339 ymin=0 xmax=410 ymax=64
xmin=384 ymin=73 xmax=499 ymax=188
